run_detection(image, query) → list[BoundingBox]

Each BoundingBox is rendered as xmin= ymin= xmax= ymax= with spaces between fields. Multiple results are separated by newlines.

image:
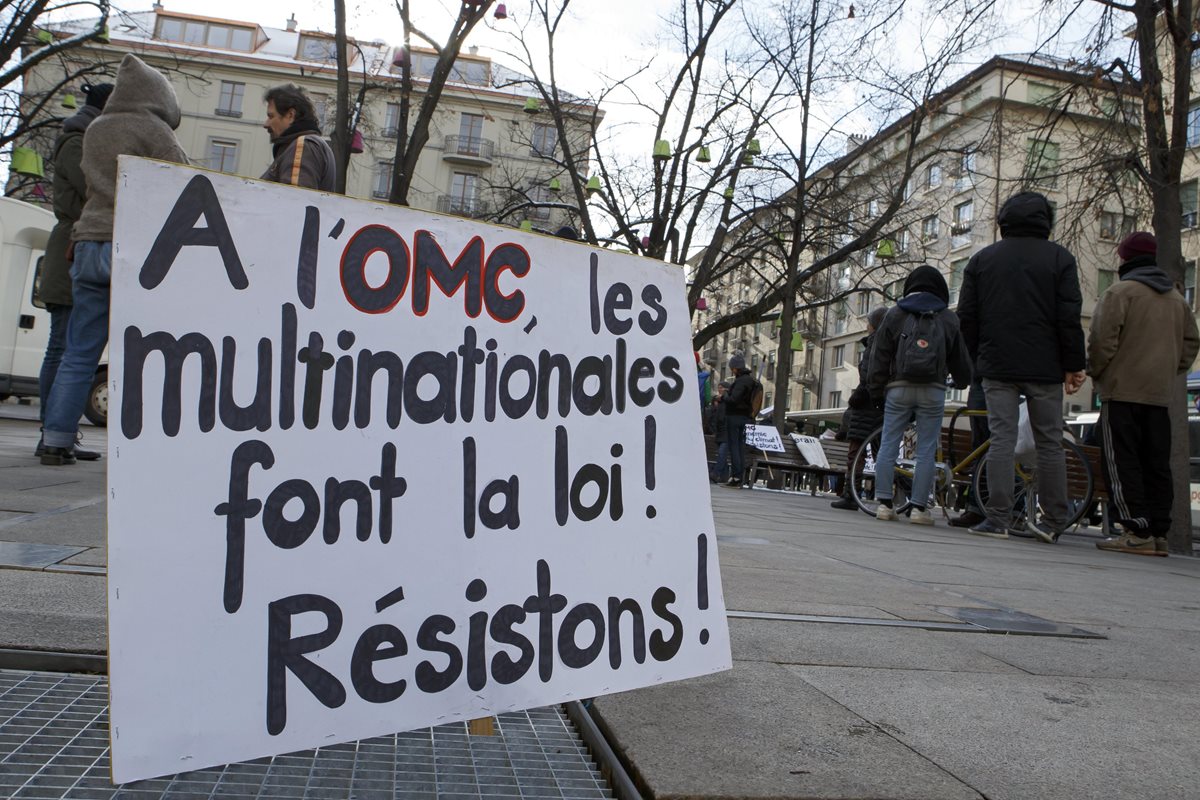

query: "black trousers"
xmin=1100 ymin=400 xmax=1173 ymax=536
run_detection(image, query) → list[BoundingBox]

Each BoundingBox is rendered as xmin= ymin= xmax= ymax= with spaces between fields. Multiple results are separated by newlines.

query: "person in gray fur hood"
xmin=41 ymin=54 xmax=189 ymax=465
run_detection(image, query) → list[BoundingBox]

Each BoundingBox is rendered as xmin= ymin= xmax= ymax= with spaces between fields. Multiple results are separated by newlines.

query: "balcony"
xmin=443 ymin=135 xmax=495 ymax=166
xmin=437 ymin=195 xmax=491 ymax=219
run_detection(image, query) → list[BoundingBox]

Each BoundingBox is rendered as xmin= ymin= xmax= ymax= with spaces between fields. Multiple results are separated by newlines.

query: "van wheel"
xmin=84 ymin=370 xmax=107 ymax=427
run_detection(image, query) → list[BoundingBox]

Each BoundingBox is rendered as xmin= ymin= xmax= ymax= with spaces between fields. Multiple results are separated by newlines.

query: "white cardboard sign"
xmin=108 ymin=159 xmax=731 ymax=783
xmin=744 ymin=424 xmax=784 ymax=452
xmin=790 ymin=434 xmax=830 ymax=469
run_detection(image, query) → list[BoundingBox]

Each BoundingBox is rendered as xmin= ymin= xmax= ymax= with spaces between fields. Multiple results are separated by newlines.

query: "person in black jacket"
xmin=868 ymin=266 xmax=972 ymax=525
xmin=832 ymin=304 xmax=890 ymax=510
xmin=956 ymin=192 xmax=1086 ymax=541
xmin=709 ymin=382 xmax=731 ymax=483
xmin=723 ymin=354 xmax=756 ymax=487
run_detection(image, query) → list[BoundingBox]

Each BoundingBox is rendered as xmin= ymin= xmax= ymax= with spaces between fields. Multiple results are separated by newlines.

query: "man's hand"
xmin=1064 ymin=371 xmax=1087 ymax=395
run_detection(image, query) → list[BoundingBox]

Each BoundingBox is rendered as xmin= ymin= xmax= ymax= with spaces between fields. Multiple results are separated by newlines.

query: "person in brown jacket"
xmin=1088 ymin=231 xmax=1200 ymax=556
xmin=260 ymin=84 xmax=336 ymax=191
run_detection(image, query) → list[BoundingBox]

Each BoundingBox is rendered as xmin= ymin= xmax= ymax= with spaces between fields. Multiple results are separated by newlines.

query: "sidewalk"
xmin=1 ymin=408 xmax=1199 ymax=799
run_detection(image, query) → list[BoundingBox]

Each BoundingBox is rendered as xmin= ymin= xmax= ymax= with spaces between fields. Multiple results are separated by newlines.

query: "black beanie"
xmin=82 ymin=82 xmax=115 ymax=110
xmin=903 ymin=264 xmax=950 ymax=304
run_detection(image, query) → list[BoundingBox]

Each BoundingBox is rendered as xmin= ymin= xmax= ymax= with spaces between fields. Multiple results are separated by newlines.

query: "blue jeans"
xmin=712 ymin=441 xmax=730 ymax=482
xmin=725 ymin=414 xmax=750 ymax=480
xmin=875 ymin=385 xmax=945 ymax=508
xmin=38 ymin=303 xmax=71 ymax=424
xmin=43 ymin=242 xmax=110 ymax=449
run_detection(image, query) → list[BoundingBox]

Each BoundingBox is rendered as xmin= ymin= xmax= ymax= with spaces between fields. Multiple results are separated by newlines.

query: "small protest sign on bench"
xmin=106 ymin=159 xmax=732 ymax=783
xmin=744 ymin=424 xmax=784 ymax=452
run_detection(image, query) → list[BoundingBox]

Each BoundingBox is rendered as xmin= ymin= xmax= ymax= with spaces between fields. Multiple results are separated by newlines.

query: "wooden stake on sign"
xmin=468 ymin=717 xmax=495 ymax=736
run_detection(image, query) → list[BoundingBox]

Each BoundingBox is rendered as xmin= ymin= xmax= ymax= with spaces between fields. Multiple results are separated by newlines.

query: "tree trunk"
xmin=331 ymin=0 xmax=351 ymax=195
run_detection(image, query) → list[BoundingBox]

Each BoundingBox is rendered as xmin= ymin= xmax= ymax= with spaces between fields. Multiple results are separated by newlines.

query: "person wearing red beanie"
xmin=1090 ymin=231 xmax=1200 ymax=556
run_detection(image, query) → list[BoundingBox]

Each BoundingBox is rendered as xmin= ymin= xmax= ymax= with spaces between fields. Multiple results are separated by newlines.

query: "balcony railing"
xmin=437 ymin=195 xmax=491 ymax=218
xmin=443 ymin=135 xmax=495 ymax=164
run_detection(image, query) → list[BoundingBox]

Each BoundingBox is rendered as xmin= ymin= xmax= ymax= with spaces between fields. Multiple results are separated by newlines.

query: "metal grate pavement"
xmin=0 ymin=671 xmax=614 ymax=800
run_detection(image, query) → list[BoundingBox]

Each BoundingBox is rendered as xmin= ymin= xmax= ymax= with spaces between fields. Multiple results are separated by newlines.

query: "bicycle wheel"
xmin=971 ymin=437 xmax=1094 ymax=531
xmin=849 ymin=423 xmax=918 ymax=517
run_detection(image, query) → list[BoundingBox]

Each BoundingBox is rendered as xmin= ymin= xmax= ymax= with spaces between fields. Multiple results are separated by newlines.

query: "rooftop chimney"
xmin=286 ymin=14 xmax=298 ymax=32
xmin=468 ymin=45 xmax=478 ymax=55
xmin=152 ymin=1 xmax=163 ymax=9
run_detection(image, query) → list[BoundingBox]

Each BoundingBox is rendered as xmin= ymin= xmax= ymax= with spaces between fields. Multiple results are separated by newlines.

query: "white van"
xmin=0 ymin=195 xmax=107 ymax=426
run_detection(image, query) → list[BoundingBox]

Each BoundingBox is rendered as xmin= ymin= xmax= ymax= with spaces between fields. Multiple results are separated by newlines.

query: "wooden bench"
xmin=747 ymin=434 xmax=849 ymax=494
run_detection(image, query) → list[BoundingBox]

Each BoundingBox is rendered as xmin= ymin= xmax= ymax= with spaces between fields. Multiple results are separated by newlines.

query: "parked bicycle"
xmin=848 ymin=407 xmax=1094 ymax=530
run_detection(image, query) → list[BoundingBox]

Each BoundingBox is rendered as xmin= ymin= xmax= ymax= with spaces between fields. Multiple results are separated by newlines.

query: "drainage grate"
xmin=0 ymin=671 xmax=614 ymax=800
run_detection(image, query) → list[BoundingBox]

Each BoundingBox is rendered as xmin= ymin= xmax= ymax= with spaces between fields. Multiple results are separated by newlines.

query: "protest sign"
xmin=744 ymin=425 xmax=784 ymax=452
xmin=107 ymin=159 xmax=731 ymax=783
xmin=790 ymin=434 xmax=829 ymax=468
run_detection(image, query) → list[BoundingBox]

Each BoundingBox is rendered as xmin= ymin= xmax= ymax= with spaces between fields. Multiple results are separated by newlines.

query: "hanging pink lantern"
xmin=695 ymin=297 xmax=708 ymax=311
xmin=392 ymin=48 xmax=408 ymax=68
xmin=494 ymin=3 xmax=508 ymax=19
xmin=640 ymin=236 xmax=650 ymax=249
xmin=31 ymin=183 xmax=46 ymax=200
xmin=350 ymin=130 xmax=364 ymax=154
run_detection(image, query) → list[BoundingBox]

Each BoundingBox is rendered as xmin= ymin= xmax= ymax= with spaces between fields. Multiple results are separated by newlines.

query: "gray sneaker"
xmin=1027 ymin=519 xmax=1061 ymax=545
xmin=909 ymin=507 xmax=934 ymax=526
xmin=876 ymin=504 xmax=897 ymax=521
xmin=967 ymin=519 xmax=1009 ymax=539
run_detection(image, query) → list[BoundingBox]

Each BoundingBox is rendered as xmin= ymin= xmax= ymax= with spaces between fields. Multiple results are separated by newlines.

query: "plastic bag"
xmin=1015 ymin=400 xmax=1036 ymax=461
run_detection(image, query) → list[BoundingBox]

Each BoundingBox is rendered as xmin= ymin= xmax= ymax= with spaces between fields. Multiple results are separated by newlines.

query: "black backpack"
xmin=750 ymin=380 xmax=765 ymax=416
xmin=894 ymin=310 xmax=947 ymax=383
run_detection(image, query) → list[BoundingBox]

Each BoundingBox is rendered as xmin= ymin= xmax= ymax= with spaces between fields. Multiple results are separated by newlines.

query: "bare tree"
xmin=388 ymin=0 xmax=496 ymax=205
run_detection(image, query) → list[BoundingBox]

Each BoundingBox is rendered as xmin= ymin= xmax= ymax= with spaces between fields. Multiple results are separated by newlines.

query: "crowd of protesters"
xmin=701 ymin=191 xmax=1199 ymax=557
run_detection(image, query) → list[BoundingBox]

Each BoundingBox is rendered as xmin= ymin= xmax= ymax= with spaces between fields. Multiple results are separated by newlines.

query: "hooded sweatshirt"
xmin=956 ymin=192 xmax=1086 ymax=383
xmin=73 ymin=54 xmax=188 ymax=242
xmin=1087 ymin=254 xmax=1200 ymax=406
xmin=867 ymin=265 xmax=972 ymax=396
xmin=40 ymin=105 xmax=102 ymax=305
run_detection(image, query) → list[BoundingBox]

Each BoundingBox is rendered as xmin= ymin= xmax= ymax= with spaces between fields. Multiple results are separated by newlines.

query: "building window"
xmin=952 ymin=201 xmax=973 ymax=248
xmin=886 ymin=278 xmax=904 ymax=301
xmin=922 ymin=215 xmax=939 ymax=241
xmin=459 ymin=113 xmax=484 ymax=154
xmin=955 ymin=150 xmax=976 ymax=191
xmin=157 ymin=17 xmax=254 ymax=51
xmin=528 ymin=184 xmax=553 ymax=220
xmin=926 ymin=163 xmax=942 ymax=188
xmin=298 ymin=35 xmax=339 ymax=62
xmin=949 ymin=258 xmax=968 ymax=304
xmin=383 ymin=103 xmax=400 ymax=137
xmin=1028 ymin=81 xmax=1058 ymax=105
xmin=1099 ymin=212 xmax=1135 ymax=241
xmin=1189 ymin=101 xmax=1200 ymax=148
xmin=832 ymin=345 xmax=846 ymax=368
xmin=867 ymin=198 xmax=879 ymax=217
xmin=449 ymin=172 xmax=480 ymax=214
xmin=449 ymin=59 xmax=489 ymax=86
xmin=1186 ymin=260 xmax=1197 ymax=309
xmin=829 ymin=390 xmax=842 ymax=407
xmin=207 ymin=139 xmax=239 ymax=173
xmin=833 ymin=302 xmax=849 ymax=335
xmin=1027 ymin=139 xmax=1060 ymax=187
xmin=903 ymin=177 xmax=915 ymax=201
xmin=1182 ymin=181 xmax=1198 ymax=229
xmin=896 ymin=229 xmax=910 ymax=253
xmin=1097 ymin=269 xmax=1116 ymax=297
xmin=216 ymin=81 xmax=244 ymax=117
xmin=373 ymin=161 xmax=393 ymax=199
xmin=856 ymin=291 xmax=871 ymax=315
xmin=531 ymin=123 xmax=558 ymax=157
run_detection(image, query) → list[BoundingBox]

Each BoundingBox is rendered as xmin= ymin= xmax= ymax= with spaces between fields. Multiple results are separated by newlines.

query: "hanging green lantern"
xmin=586 ymin=175 xmax=601 ymax=195
xmin=11 ymin=147 xmax=44 ymax=178
xmin=36 ymin=30 xmax=53 ymax=44
xmin=742 ymin=152 xmax=754 ymax=166
xmin=62 ymin=94 xmax=77 ymax=109
xmin=875 ymin=239 xmax=897 ymax=259
xmin=523 ymin=97 xmax=540 ymax=114
xmin=96 ymin=26 xmax=110 ymax=43
xmin=696 ymin=145 xmax=711 ymax=163
xmin=790 ymin=332 xmax=804 ymax=351
xmin=747 ymin=138 xmax=762 ymax=155
xmin=548 ymin=177 xmax=562 ymax=192
xmin=723 ymin=186 xmax=734 ymax=199
xmin=653 ymin=139 xmax=671 ymax=161
xmin=519 ymin=220 xmax=533 ymax=232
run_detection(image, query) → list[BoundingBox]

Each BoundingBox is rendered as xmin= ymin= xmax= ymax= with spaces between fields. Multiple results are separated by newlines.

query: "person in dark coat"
xmin=723 ymin=354 xmax=756 ymax=487
xmin=956 ymin=191 xmax=1086 ymax=540
xmin=34 ymin=82 xmax=113 ymax=460
xmin=868 ymin=266 xmax=972 ymax=525
xmin=831 ymin=304 xmax=889 ymax=510
xmin=709 ymin=382 xmax=731 ymax=483
xmin=261 ymin=84 xmax=337 ymax=191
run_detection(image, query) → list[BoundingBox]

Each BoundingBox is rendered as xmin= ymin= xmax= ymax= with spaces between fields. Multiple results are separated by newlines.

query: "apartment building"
xmin=695 ymin=54 xmax=1143 ymax=417
xmin=17 ymin=7 xmax=599 ymax=231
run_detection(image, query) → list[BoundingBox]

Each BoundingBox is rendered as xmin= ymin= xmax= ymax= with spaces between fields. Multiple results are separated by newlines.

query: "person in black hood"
xmin=956 ymin=191 xmax=1086 ymax=541
xmin=33 ymin=82 xmax=112 ymax=461
xmin=831 ymin=304 xmax=890 ymax=510
xmin=1089 ymin=232 xmax=1199 ymax=556
xmin=867 ymin=266 xmax=971 ymax=525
